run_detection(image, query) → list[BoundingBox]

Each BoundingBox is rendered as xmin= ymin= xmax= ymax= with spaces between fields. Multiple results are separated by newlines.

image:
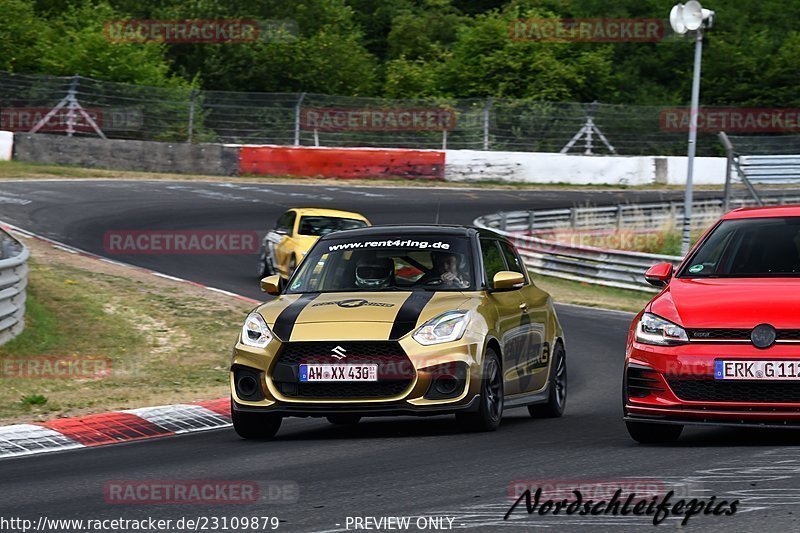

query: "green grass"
xmin=20 ymin=394 xmax=47 ymax=406
xmin=534 ymin=273 xmax=653 ymax=313
xmin=0 ymin=160 xmax=113 ymax=178
xmin=3 ymin=291 xmax=61 ymax=354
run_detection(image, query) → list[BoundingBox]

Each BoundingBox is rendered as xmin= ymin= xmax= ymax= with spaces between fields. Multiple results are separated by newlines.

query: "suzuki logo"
xmin=331 ymin=345 xmax=347 ymax=360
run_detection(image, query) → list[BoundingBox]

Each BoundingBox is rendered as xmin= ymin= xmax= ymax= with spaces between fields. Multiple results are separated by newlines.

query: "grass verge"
xmin=0 ymin=236 xmax=253 ymax=424
xmin=534 ymin=274 xmax=652 ymax=313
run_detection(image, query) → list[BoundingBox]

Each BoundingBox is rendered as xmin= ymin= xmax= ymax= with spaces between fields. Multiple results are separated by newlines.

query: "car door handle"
xmin=519 ymin=303 xmax=528 ymax=312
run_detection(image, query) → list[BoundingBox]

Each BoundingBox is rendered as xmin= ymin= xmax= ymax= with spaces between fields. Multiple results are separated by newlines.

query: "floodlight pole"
xmin=681 ymin=27 xmax=704 ymax=256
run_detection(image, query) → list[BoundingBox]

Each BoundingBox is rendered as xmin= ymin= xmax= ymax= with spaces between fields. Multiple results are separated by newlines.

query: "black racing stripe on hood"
xmin=390 ymin=291 xmax=435 ymax=340
xmin=272 ymin=293 xmax=319 ymax=341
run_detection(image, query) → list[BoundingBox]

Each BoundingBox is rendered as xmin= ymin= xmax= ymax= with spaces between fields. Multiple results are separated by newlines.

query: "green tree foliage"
xmin=1 ymin=1 xmax=184 ymax=87
xmin=0 ymin=1 xmax=43 ymax=72
xmin=0 ymin=0 xmax=796 ymax=105
xmin=435 ymin=6 xmax=616 ymax=100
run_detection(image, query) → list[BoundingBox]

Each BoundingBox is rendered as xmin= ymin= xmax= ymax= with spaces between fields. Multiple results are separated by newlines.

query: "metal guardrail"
xmin=720 ymin=132 xmax=800 ymax=209
xmin=475 ymin=196 xmax=800 ymax=292
xmin=739 ymin=155 xmax=800 ymax=183
xmin=0 ymin=229 xmax=28 ymax=345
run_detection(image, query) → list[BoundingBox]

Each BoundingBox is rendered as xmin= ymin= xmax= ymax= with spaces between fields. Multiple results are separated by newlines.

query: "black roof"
xmin=319 ymin=224 xmax=507 ymax=241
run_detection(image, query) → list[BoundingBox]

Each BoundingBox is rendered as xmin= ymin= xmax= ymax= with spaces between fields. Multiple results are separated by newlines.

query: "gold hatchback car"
xmin=232 ymin=225 xmax=567 ymax=438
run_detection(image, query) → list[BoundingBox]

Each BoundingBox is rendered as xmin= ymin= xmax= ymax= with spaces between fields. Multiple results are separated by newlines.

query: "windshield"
xmin=286 ymin=236 xmax=475 ymax=293
xmin=297 ymin=216 xmax=368 ymax=237
xmin=680 ymin=217 xmax=800 ymax=278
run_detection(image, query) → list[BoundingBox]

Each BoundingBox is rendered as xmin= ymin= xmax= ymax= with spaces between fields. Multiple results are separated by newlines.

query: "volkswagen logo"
xmin=751 ymin=324 xmax=777 ymax=349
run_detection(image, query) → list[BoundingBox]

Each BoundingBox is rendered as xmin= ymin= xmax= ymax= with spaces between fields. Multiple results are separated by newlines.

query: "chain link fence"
xmin=0 ymin=70 xmax=758 ymax=156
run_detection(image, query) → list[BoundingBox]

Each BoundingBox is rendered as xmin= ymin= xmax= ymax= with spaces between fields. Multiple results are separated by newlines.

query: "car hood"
xmin=650 ymin=278 xmax=800 ymax=329
xmin=292 ymin=235 xmax=318 ymax=254
xmin=257 ymin=291 xmax=472 ymax=341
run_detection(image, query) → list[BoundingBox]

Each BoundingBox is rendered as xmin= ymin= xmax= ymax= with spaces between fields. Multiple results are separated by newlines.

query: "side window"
xmin=480 ymin=239 xmax=506 ymax=286
xmin=499 ymin=240 xmax=528 ymax=283
xmin=275 ymin=211 xmax=296 ymax=234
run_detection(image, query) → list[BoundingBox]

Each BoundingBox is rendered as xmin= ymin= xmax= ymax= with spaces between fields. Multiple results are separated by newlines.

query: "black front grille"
xmin=668 ymin=379 xmax=800 ymax=403
xmin=780 ymin=330 xmax=800 ymax=341
xmin=271 ymin=341 xmax=414 ymax=399
xmin=688 ymin=328 xmax=800 ymax=342
xmin=688 ymin=329 xmax=751 ymax=340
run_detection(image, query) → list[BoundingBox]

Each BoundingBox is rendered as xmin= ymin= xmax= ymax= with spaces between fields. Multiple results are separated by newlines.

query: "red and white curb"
xmin=0 ymin=398 xmax=231 ymax=459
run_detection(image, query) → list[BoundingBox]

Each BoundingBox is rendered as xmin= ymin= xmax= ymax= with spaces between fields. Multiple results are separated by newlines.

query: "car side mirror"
xmin=260 ymin=275 xmax=282 ymax=295
xmin=644 ymin=263 xmax=674 ymax=287
xmin=492 ymin=271 xmax=525 ymax=291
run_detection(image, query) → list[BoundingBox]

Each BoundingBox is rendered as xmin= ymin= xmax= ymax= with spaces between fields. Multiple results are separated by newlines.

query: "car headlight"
xmin=635 ymin=312 xmax=688 ymax=346
xmin=413 ymin=311 xmax=469 ymax=346
xmin=241 ymin=312 xmax=273 ymax=348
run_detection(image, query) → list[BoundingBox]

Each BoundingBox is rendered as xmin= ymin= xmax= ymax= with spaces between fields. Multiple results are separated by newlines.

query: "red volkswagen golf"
xmin=624 ymin=206 xmax=800 ymax=443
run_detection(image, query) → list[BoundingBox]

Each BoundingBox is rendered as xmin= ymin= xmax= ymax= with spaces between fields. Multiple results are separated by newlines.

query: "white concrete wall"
xmin=664 ymin=156 xmax=727 ymax=185
xmin=443 ymin=149 xmax=727 ymax=186
xmin=0 ymin=131 xmax=13 ymax=161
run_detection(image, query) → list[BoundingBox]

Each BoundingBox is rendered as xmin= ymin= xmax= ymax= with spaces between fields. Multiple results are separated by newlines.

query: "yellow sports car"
xmin=233 ymin=225 xmax=566 ymax=438
xmin=257 ymin=208 xmax=370 ymax=282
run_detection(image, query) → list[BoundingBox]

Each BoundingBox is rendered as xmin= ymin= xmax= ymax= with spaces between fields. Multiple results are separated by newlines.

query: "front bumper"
xmin=231 ymin=335 xmax=483 ymax=417
xmin=624 ymin=341 xmax=800 ymax=427
xmin=232 ymin=395 xmax=481 ymax=417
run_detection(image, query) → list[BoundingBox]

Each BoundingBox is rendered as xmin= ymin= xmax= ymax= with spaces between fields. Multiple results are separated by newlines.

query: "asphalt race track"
xmin=0 ymin=180 xmax=717 ymax=301
xmin=2 ymin=180 xmax=800 ymax=532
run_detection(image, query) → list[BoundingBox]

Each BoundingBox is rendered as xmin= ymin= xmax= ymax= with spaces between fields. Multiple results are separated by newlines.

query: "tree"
xmin=0 ymin=0 xmax=48 ymax=72
xmin=435 ymin=7 xmax=615 ymax=100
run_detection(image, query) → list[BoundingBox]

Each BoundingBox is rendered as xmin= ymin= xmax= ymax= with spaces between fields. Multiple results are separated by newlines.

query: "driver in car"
xmin=354 ymin=256 xmax=395 ymax=289
xmin=431 ymin=251 xmax=469 ymax=288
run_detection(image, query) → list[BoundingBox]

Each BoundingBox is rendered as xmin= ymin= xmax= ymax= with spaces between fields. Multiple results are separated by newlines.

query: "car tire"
xmin=326 ymin=414 xmax=361 ymax=425
xmin=528 ymin=342 xmax=567 ymax=418
xmin=456 ymin=348 xmax=503 ymax=432
xmin=625 ymin=421 xmax=683 ymax=444
xmin=287 ymin=256 xmax=298 ymax=278
xmin=257 ymin=248 xmax=273 ymax=279
xmin=231 ymin=400 xmax=282 ymax=440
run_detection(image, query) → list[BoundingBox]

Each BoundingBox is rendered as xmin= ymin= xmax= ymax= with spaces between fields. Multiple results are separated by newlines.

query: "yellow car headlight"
xmin=241 ymin=312 xmax=273 ymax=348
xmin=413 ymin=311 xmax=470 ymax=346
